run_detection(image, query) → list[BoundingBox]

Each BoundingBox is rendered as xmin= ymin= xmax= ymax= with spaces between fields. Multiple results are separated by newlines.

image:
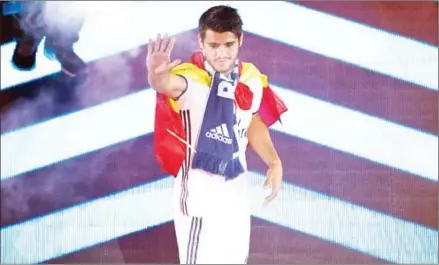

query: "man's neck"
xmin=220 ymin=69 xmax=233 ymax=79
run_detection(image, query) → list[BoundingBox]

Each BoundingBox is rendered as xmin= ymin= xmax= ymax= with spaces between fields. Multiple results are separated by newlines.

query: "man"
xmin=147 ymin=5 xmax=287 ymax=264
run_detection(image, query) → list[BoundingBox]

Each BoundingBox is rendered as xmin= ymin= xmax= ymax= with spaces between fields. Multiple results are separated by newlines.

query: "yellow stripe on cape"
xmin=167 ymin=62 xmax=264 ymax=112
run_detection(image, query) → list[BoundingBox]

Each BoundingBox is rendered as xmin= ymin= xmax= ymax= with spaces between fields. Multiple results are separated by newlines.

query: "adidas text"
xmin=205 ymin=131 xmax=232 ymax=144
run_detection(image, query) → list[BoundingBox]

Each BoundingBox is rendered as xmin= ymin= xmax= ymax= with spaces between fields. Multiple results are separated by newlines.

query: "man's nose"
xmin=216 ymin=46 xmax=227 ymax=57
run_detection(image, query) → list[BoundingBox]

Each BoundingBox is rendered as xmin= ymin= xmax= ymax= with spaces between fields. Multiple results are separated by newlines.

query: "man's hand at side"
xmin=247 ymin=114 xmax=283 ymax=206
xmin=263 ymin=159 xmax=283 ymax=206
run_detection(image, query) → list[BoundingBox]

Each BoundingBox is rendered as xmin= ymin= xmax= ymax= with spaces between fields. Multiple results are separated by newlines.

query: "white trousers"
xmin=173 ymin=169 xmax=251 ymax=264
xmin=174 ymin=208 xmax=251 ymax=264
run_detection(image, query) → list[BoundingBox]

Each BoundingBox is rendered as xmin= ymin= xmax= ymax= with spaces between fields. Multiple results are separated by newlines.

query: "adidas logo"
xmin=205 ymin=124 xmax=233 ymax=145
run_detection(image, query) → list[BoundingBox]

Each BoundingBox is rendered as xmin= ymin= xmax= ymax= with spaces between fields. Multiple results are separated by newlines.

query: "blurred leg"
xmin=43 ymin=2 xmax=87 ymax=77
xmin=11 ymin=1 xmax=45 ymax=70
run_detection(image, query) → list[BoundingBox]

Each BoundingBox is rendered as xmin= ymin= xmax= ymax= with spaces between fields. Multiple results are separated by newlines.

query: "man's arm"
xmin=247 ymin=113 xmax=280 ymax=166
xmin=245 ymin=70 xmax=280 ymax=166
xmin=148 ymin=71 xmax=187 ymax=99
xmin=244 ymin=64 xmax=287 ymax=204
xmin=248 ymin=113 xmax=283 ymax=204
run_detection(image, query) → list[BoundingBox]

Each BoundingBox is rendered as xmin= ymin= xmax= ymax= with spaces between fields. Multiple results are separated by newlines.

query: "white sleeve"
xmin=173 ymin=75 xmax=193 ymax=111
xmin=245 ymin=77 xmax=264 ymax=114
xmin=173 ymin=75 xmax=209 ymax=111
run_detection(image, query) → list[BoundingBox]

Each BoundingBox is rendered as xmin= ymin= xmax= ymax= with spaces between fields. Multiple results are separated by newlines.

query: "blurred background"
xmin=1 ymin=1 xmax=438 ymax=264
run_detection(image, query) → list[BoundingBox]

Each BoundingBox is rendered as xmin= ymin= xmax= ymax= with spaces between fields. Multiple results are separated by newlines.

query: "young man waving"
xmin=147 ymin=5 xmax=287 ymax=264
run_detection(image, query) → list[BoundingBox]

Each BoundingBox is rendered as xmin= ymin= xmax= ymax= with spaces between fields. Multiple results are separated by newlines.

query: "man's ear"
xmin=239 ymin=33 xmax=244 ymax=47
xmin=198 ymin=33 xmax=204 ymax=50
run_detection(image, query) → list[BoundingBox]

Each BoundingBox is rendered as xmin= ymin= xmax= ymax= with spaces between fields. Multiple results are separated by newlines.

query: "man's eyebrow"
xmin=207 ymin=41 xmax=236 ymax=45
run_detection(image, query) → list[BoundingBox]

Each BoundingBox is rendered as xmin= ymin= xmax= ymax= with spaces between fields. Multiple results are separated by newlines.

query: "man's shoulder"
xmin=241 ymin=61 xmax=260 ymax=72
xmin=240 ymin=62 xmax=262 ymax=85
xmin=240 ymin=62 xmax=265 ymax=111
xmin=170 ymin=62 xmax=210 ymax=87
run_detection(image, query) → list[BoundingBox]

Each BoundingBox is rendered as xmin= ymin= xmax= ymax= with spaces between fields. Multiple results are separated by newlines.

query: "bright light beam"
xmin=0 ymin=1 xmax=224 ymax=90
xmin=1 ymin=172 xmax=437 ymax=264
xmin=233 ymin=1 xmax=438 ymax=90
xmin=270 ymin=85 xmax=438 ymax=182
xmin=0 ymin=88 xmax=156 ymax=181
xmin=1 ymin=1 xmax=437 ymax=90
xmin=250 ymin=172 xmax=438 ymax=264
xmin=0 ymin=177 xmax=175 ymax=264
xmin=2 ymin=84 xmax=436 ymax=181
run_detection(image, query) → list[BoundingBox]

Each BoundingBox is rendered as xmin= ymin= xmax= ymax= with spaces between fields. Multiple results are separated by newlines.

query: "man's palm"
xmin=148 ymin=53 xmax=169 ymax=74
xmin=147 ymin=33 xmax=181 ymax=75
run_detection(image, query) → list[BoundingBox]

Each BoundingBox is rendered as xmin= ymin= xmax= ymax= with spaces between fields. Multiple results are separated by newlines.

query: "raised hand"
xmin=146 ymin=33 xmax=181 ymax=76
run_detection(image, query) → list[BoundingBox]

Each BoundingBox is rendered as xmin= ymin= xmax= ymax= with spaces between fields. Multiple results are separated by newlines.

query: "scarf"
xmin=191 ymin=60 xmax=244 ymax=180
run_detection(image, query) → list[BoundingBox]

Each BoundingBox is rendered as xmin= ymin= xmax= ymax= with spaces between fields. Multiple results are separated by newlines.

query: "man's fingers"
xmin=264 ymin=190 xmax=278 ymax=205
xmin=264 ymin=181 xmax=281 ymax=204
xmin=160 ymin=33 xmax=169 ymax=52
xmin=264 ymin=186 xmax=280 ymax=205
xmin=164 ymin=36 xmax=176 ymax=55
xmin=263 ymin=178 xmax=270 ymax=189
xmin=263 ymin=172 xmax=272 ymax=189
xmin=167 ymin=59 xmax=182 ymax=70
xmin=154 ymin=59 xmax=181 ymax=75
xmin=147 ymin=39 xmax=153 ymax=56
xmin=154 ymin=33 xmax=162 ymax=52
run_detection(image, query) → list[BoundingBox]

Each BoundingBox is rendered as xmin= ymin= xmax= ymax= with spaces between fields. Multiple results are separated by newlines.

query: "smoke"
xmin=18 ymin=1 xmax=85 ymax=40
xmin=1 ymin=89 xmax=55 ymax=133
xmin=0 ymin=51 xmax=143 ymax=225
xmin=1 ymin=62 xmax=141 ymax=228
xmin=17 ymin=1 xmax=46 ymax=40
xmin=0 ymin=138 xmax=141 ymax=227
xmin=43 ymin=2 xmax=85 ymax=31
xmin=74 ymin=50 xmax=140 ymax=108
xmin=0 ymin=0 xmax=204 ymax=229
xmin=1 ymin=2 xmax=149 ymax=227
xmin=0 ymin=53 xmax=145 ymax=227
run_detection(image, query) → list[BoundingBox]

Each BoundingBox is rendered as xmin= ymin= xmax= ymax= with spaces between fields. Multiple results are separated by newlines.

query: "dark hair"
xmin=198 ymin=5 xmax=243 ymax=40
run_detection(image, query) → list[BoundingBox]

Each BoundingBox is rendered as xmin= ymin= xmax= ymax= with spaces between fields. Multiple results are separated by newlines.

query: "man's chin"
xmin=214 ymin=64 xmax=234 ymax=74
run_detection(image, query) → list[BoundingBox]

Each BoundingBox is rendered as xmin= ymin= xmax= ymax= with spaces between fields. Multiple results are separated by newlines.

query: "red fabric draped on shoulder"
xmin=259 ymin=82 xmax=288 ymax=127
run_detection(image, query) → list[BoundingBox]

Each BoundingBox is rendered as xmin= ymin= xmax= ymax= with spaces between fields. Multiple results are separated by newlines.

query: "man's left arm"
xmin=247 ymin=113 xmax=283 ymax=205
xmin=243 ymin=64 xmax=285 ymax=204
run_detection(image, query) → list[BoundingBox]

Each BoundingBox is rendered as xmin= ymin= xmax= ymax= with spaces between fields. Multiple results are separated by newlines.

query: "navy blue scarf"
xmin=191 ymin=61 xmax=244 ymax=180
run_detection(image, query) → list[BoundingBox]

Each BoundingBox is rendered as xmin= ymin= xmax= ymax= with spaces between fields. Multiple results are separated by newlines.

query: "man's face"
xmin=199 ymin=29 xmax=242 ymax=74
